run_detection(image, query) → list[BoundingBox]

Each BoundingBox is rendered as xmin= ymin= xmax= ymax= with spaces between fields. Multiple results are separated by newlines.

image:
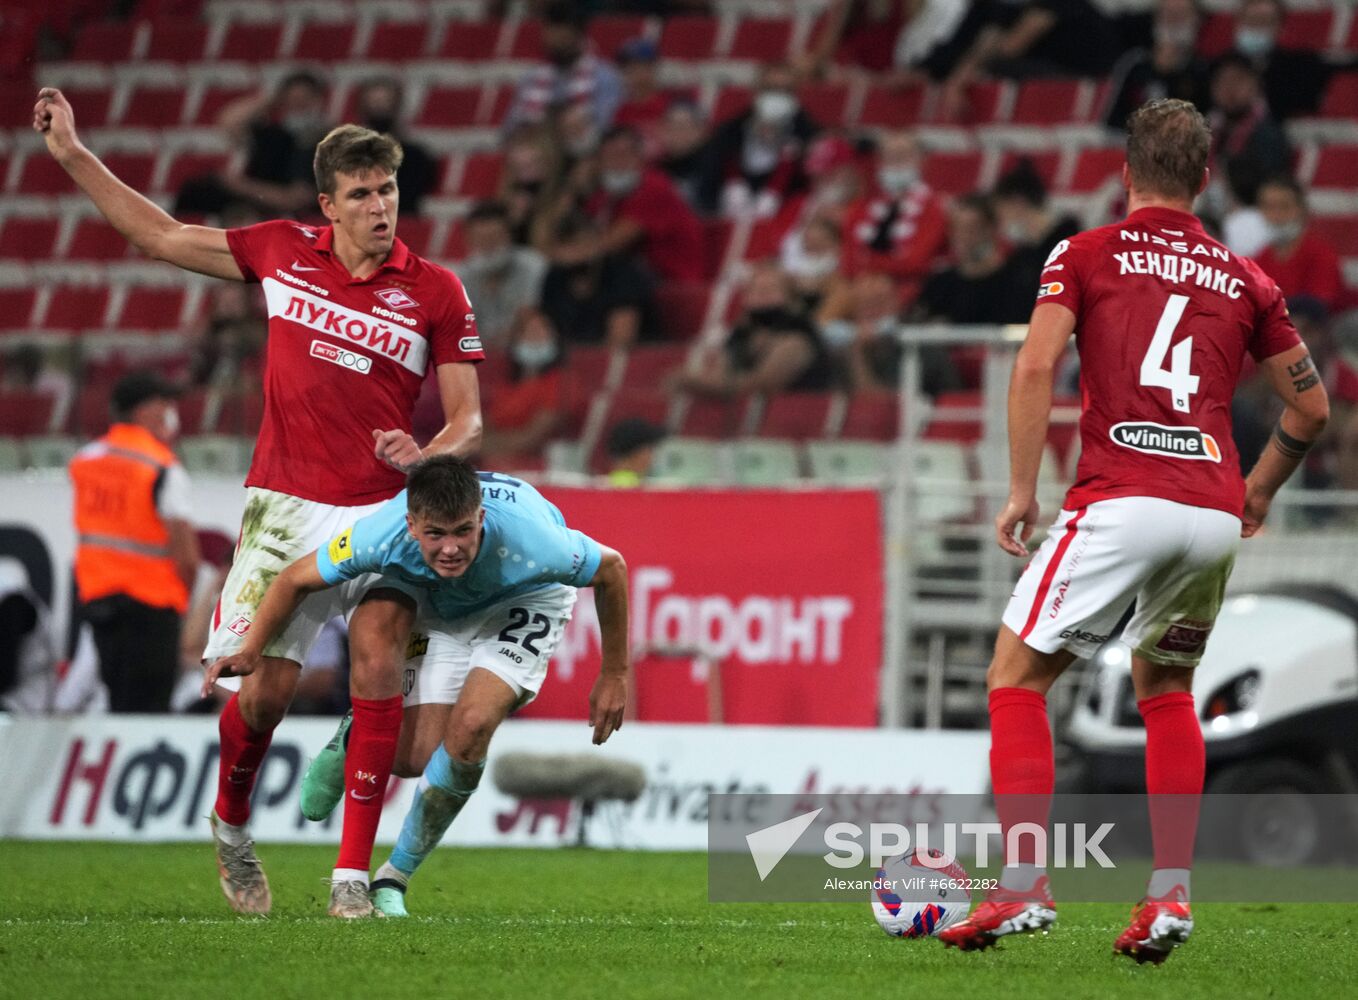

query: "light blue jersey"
xmin=315 ymin=472 xmax=602 ymax=621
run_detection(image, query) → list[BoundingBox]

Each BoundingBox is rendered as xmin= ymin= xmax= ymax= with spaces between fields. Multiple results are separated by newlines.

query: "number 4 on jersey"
xmin=1139 ymin=293 xmax=1199 ymax=413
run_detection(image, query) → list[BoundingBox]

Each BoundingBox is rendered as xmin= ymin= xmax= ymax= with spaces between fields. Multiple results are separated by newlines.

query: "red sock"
xmin=214 ymin=693 xmax=274 ymax=826
xmin=335 ymin=695 xmax=404 ymax=873
xmin=988 ymin=687 xmax=1053 ymax=866
xmin=1140 ymin=691 xmax=1204 ymax=870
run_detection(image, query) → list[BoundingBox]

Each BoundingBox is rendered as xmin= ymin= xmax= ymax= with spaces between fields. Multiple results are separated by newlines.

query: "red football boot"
xmin=1114 ymin=886 xmax=1193 ymax=964
xmin=938 ymin=875 xmax=1057 ymax=951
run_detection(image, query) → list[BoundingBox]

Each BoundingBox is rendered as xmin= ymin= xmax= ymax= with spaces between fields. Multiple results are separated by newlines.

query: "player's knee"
xmin=348 ymin=648 xmax=400 ymax=699
xmin=446 ymin=710 xmax=498 ymax=763
xmin=239 ymin=666 xmax=297 ymax=730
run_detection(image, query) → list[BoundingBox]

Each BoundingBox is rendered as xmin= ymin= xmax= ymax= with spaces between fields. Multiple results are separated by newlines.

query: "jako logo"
xmin=310 ymin=339 xmax=373 ymax=375
xmin=747 ymin=811 xmax=1115 ymax=881
xmin=1110 ymin=421 xmax=1221 ymax=462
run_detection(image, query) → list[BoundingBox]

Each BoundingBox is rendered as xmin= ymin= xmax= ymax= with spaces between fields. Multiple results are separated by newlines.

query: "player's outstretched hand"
xmin=1242 ymin=490 xmax=1271 ymax=538
xmin=588 ymin=673 xmax=626 ymax=745
xmin=373 ymin=428 xmax=424 ymax=472
xmin=201 ymin=651 xmax=262 ymax=697
xmin=33 ymin=88 xmax=81 ymax=161
xmin=995 ymin=494 xmax=1040 ymax=558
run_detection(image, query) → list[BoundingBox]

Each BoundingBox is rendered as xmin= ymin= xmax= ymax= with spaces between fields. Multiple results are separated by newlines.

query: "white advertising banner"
xmin=0 ymin=715 xmax=989 ymax=850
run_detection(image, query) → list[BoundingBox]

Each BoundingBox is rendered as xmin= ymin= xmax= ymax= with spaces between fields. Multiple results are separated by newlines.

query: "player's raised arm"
xmin=200 ymin=552 xmax=331 ymax=694
xmin=1242 ymin=344 xmax=1331 ymax=537
xmin=587 ymin=544 xmax=629 ymax=745
xmin=996 ymin=302 xmax=1077 ymax=557
xmin=33 ymin=88 xmax=244 ymax=281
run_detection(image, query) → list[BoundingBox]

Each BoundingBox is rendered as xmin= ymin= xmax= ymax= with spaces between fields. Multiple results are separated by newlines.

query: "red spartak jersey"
xmin=226 ymin=221 xmax=484 ymax=505
xmin=1039 ymin=206 xmax=1300 ymax=518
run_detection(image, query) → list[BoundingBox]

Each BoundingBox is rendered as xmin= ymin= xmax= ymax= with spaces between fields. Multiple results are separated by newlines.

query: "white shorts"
xmin=402 ymin=585 xmax=577 ymax=709
xmin=203 ymin=487 xmax=388 ymax=674
xmin=1002 ymin=496 xmax=1240 ymax=666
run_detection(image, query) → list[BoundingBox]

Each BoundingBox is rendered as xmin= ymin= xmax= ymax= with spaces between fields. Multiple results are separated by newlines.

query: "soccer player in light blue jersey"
xmin=203 ymin=455 xmax=630 ymax=917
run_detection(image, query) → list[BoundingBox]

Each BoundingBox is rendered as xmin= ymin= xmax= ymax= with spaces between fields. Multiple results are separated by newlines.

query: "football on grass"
xmin=870 ymin=847 xmax=972 ymax=938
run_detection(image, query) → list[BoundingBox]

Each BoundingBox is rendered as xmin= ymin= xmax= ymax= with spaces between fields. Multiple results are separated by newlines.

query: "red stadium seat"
xmin=439 ymin=20 xmax=503 ymax=60
xmin=70 ymin=21 xmax=139 ymax=62
xmin=756 ymin=393 xmax=833 ymax=439
xmin=712 ymin=86 xmax=753 ymax=125
xmin=0 ymin=218 xmax=60 ymax=260
xmin=620 ymin=344 xmax=688 ymax=389
xmin=508 ymin=18 xmax=543 ymax=59
xmin=435 ymin=217 xmax=466 ymax=260
xmin=46 ymin=286 xmax=111 ymax=330
xmin=368 ymin=21 xmax=427 ymax=60
xmin=998 ymin=151 xmax=1061 ymax=191
xmin=119 ymin=85 xmax=186 ymax=127
xmin=1310 ymin=216 xmax=1358 ymax=258
xmin=484 ymin=86 xmax=514 ymax=127
xmin=65 ymin=219 xmax=131 ymax=261
xmin=859 ymin=84 xmax=927 ymax=128
xmin=0 ymin=392 xmax=56 ymax=436
xmin=456 ymin=151 xmax=504 ymax=199
xmin=797 ymin=83 xmax=851 ymax=127
xmin=418 ymin=86 xmax=483 ymax=128
xmin=395 ymin=216 xmax=434 ymax=257
xmin=144 ymin=18 xmax=208 ymax=61
xmin=162 ymin=151 xmax=229 ymax=193
xmin=1320 ymin=73 xmax=1358 ymax=119
xmin=218 ymin=22 xmax=283 ymax=62
xmin=921 ymin=151 xmax=982 ymax=196
xmin=117 ymin=286 xmax=186 ymax=329
xmin=659 ymin=17 xmax=719 ymax=61
xmin=1281 ymin=10 xmax=1334 ymax=50
xmin=1068 ymin=147 xmax=1124 ymax=192
xmin=102 ymin=153 xmax=157 ymax=192
xmin=680 ymin=395 xmax=742 ymax=438
xmin=1196 ymin=13 xmax=1234 ymax=59
xmin=0 ymin=288 xmax=38 ymax=327
xmin=924 ymin=391 xmax=983 ymax=443
xmin=1011 ymin=79 xmax=1083 ymax=126
xmin=654 ymin=283 xmax=710 ymax=340
xmin=607 ymin=386 xmax=671 ymax=427
xmin=194 ymin=84 xmax=253 ymax=125
xmin=1312 ymin=147 xmax=1358 ymax=189
xmin=177 ymin=387 xmax=208 ymax=435
xmin=730 ymin=19 xmax=793 ymax=62
xmin=588 ymin=15 xmax=647 ymax=59
xmin=292 ymin=21 xmax=357 ymax=61
xmin=562 ymin=345 xmax=614 ymax=393
xmin=952 ymin=80 xmax=1007 ymax=125
xmin=840 ymin=394 xmax=898 ymax=441
xmin=14 ymin=154 xmax=77 ymax=196
xmin=744 ymin=216 xmax=786 ymax=261
xmin=73 ymin=383 xmax=114 ymax=436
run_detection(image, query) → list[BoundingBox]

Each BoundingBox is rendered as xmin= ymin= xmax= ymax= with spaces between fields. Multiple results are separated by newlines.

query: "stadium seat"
xmin=924 ymin=391 xmax=984 ymax=444
xmin=45 ymin=286 xmax=111 ymax=330
xmin=70 ymin=21 xmax=139 ymax=62
xmin=860 ymin=84 xmax=928 ymax=128
xmin=439 ymin=20 xmax=504 ymax=60
xmin=1068 ymin=147 xmax=1125 ymax=192
xmin=1282 ymin=10 xmax=1335 ymax=50
xmin=484 ymin=85 xmax=515 ymax=127
xmin=797 ymin=83 xmax=851 ymax=127
xmin=806 ymin=440 xmax=889 ymax=483
xmin=434 ymin=217 xmax=466 ymax=260
xmin=1312 ymin=147 xmax=1358 ymax=189
xmin=0 ymin=288 xmax=38 ymax=327
xmin=0 ymin=392 xmax=56 ymax=436
xmin=712 ymin=86 xmax=753 ymax=125
xmin=1011 ymin=79 xmax=1083 ymax=126
xmin=218 ymin=22 xmax=284 ymax=61
xmin=72 ymin=383 xmax=113 ymax=437
xmin=619 ymin=343 xmax=687 ymax=389
xmin=606 ymin=386 xmax=670 ymax=427
xmin=193 ymin=84 xmax=253 ymax=125
xmin=562 ymin=345 xmax=615 ymax=394
xmin=15 ymin=154 xmax=78 ymax=196
xmin=161 ymin=151 xmax=229 ymax=193
xmin=143 ymin=18 xmax=208 ymax=61
xmin=949 ymin=81 xmax=1007 ymax=125
xmin=912 ymin=441 xmax=974 ymax=522
xmin=729 ymin=19 xmax=794 ymax=62
xmin=38 ymin=86 xmax=113 ymax=128
xmin=655 ymin=283 xmax=710 ymax=340
xmin=292 ymin=21 xmax=357 ymax=61
xmin=731 ymin=439 xmax=801 ymax=484
xmin=744 ymin=216 xmax=786 ymax=261
xmin=839 ymin=394 xmax=898 ymax=440
xmin=456 ymin=151 xmax=504 ymax=199
xmin=998 ymin=151 xmax=1061 ymax=191
xmin=0 ymin=218 xmax=60 ymax=260
xmin=922 ymin=151 xmax=983 ymax=196
xmin=395 ymin=216 xmax=434 ymax=257
xmin=1196 ymin=14 xmax=1234 ymax=59
xmin=659 ymin=16 xmax=719 ymax=61
xmin=1320 ymin=74 xmax=1358 ymax=119
xmin=102 ymin=152 xmax=157 ymax=192
xmin=508 ymin=18 xmax=543 ymax=59
xmin=680 ymin=395 xmax=743 ymax=438
xmin=65 ymin=219 xmax=131 ymax=261
xmin=117 ymin=286 xmax=186 ymax=329
xmin=419 ymin=86 xmax=484 ymax=128
xmin=1310 ymin=216 xmax=1358 ymax=257
xmin=176 ymin=387 xmax=209 ymax=435
xmin=587 ymin=15 xmax=647 ymax=60
xmin=120 ymin=85 xmax=186 ymax=127
xmin=653 ymin=437 xmax=724 ymax=485
xmin=755 ymin=392 xmax=833 ymax=439
xmin=368 ymin=21 xmax=427 ymax=60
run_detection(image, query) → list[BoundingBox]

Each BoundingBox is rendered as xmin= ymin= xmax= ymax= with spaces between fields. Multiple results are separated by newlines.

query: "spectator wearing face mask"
xmin=1230 ymin=0 xmax=1328 ymax=120
xmin=695 ymin=63 xmax=821 ymax=219
xmin=354 ymin=76 xmax=437 ymax=215
xmin=1253 ymin=176 xmax=1346 ymax=315
xmin=554 ymin=125 xmax=705 ymax=283
xmin=175 ymin=69 xmax=331 ymax=218
xmin=841 ymin=130 xmax=948 ymax=294
xmin=669 ymin=261 xmax=834 ymax=398
xmin=832 ymin=270 xmax=964 ymax=397
xmin=992 ymin=159 xmax=1081 ymax=300
xmin=498 ymin=126 xmax=566 ymax=248
xmin=913 ymin=194 xmax=1029 ymax=326
xmin=612 ymin=37 xmax=694 ymax=153
xmin=457 ymin=201 xmax=548 ymax=347
xmin=656 ymin=100 xmax=710 ymax=210
xmin=783 ymin=216 xmax=844 ymax=313
xmin=1104 ymin=0 xmax=1211 ymax=130
xmin=541 ymin=212 xmax=658 ymax=349
xmin=479 ymin=310 xmax=567 ymax=464
xmin=503 ymin=2 xmax=623 ymax=135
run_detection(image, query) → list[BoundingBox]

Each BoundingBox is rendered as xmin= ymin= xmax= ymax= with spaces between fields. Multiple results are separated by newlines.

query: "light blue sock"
xmin=388 ymin=745 xmax=484 ymax=877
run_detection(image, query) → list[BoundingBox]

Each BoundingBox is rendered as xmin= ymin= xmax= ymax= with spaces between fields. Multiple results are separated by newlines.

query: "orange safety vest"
xmin=69 ymin=423 xmax=189 ymax=614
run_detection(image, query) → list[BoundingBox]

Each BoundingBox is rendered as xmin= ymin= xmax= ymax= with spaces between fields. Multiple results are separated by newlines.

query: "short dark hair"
xmin=278 ymin=69 xmax=326 ymax=97
xmin=466 ymin=200 xmax=512 ymax=227
xmin=1257 ymin=172 xmax=1306 ymax=205
xmin=313 ymin=124 xmax=404 ymax=196
xmin=544 ymin=0 xmax=586 ymax=30
xmin=953 ymin=192 xmax=997 ymax=227
xmin=600 ymin=124 xmax=643 ymax=150
xmin=1125 ymin=98 xmax=1212 ymax=202
xmin=406 ymin=455 xmax=482 ymax=522
xmin=994 ymin=158 xmax=1048 ymax=208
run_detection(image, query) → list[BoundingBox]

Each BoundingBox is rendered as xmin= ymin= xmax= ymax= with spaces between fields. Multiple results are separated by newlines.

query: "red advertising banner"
xmin=524 ymin=487 xmax=884 ymax=727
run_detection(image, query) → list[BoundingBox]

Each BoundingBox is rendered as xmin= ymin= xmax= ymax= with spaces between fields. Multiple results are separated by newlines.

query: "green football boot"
xmin=300 ymin=711 xmax=351 ymax=822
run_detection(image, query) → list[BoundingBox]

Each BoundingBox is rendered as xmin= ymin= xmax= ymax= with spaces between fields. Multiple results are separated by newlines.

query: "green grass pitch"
xmin=0 ymin=842 xmax=1354 ymax=1000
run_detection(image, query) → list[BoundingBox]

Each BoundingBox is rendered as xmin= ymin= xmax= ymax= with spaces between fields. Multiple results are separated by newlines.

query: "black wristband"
xmin=1273 ymin=424 xmax=1315 ymax=459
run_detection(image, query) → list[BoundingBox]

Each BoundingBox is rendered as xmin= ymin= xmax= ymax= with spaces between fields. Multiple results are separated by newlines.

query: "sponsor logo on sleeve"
xmin=1110 ymin=421 xmax=1221 ymax=462
xmin=310 ymin=339 xmax=372 ymax=375
xmin=459 ymin=335 xmax=483 ymax=353
xmin=328 ymin=528 xmax=354 ymax=564
xmin=375 ymin=287 xmax=419 ymax=310
xmin=1037 ymin=281 xmax=1065 ymax=298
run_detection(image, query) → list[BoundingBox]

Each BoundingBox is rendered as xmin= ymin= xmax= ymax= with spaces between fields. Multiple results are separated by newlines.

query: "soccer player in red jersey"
xmin=937 ymin=99 xmax=1330 ymax=961
xmin=34 ymin=88 xmax=485 ymax=917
